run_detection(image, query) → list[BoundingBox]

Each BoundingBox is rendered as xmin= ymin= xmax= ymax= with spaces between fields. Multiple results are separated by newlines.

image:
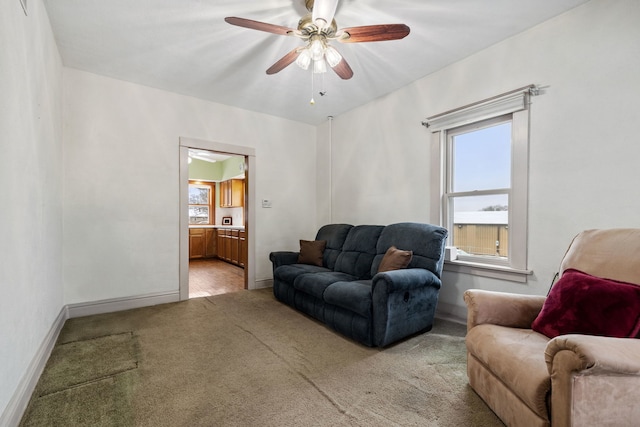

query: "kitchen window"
xmin=188 ymin=181 xmax=214 ymax=224
xmin=425 ymin=86 xmax=538 ymax=282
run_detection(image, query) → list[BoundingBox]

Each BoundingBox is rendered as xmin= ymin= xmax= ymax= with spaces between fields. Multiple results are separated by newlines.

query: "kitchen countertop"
xmin=189 ymin=225 xmax=245 ymax=230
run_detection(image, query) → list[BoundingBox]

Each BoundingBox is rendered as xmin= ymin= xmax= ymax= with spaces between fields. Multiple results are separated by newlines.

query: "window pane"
xmin=189 ymin=186 xmax=210 ymax=204
xmin=451 ymin=122 xmax=511 ymax=192
xmin=450 ymin=194 xmax=509 ymax=258
xmin=189 ymin=206 xmax=209 ymax=224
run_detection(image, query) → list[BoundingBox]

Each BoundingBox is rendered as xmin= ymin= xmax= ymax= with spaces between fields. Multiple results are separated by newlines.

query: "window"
xmin=426 ymin=86 xmax=537 ymax=281
xmin=188 ymin=181 xmax=214 ymax=224
xmin=447 ymin=116 xmax=511 ymax=262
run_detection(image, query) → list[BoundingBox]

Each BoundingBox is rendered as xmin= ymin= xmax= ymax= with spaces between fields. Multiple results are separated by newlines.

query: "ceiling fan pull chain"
xmin=319 ymin=72 xmax=326 ymax=97
xmin=310 ymin=70 xmax=315 ymax=105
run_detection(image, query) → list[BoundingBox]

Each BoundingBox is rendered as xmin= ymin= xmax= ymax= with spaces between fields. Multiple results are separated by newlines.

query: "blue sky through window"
xmin=452 ymin=122 xmax=511 ymax=211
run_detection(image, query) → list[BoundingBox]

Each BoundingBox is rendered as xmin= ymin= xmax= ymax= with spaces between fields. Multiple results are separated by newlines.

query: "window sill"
xmin=443 ymin=259 xmax=532 ymax=283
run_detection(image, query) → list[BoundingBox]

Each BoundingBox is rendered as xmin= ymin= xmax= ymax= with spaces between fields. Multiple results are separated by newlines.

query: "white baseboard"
xmin=252 ymin=278 xmax=273 ymax=290
xmin=67 ymin=291 xmax=180 ymax=318
xmin=0 ymin=306 xmax=68 ymax=427
xmin=2 ymin=290 xmax=182 ymax=426
xmin=435 ymin=301 xmax=467 ymax=325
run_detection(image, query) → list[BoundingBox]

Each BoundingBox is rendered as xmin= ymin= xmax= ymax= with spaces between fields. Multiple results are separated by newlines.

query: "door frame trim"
xmin=179 ymin=137 xmax=256 ymax=300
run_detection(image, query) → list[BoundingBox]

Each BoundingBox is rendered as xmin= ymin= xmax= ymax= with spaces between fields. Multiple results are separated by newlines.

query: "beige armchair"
xmin=463 ymin=229 xmax=640 ymax=427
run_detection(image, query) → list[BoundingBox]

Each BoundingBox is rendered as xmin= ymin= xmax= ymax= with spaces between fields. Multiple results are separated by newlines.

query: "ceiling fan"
xmin=225 ymin=0 xmax=410 ymax=80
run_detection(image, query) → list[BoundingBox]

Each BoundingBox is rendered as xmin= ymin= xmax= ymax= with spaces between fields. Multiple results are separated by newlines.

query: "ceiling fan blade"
xmin=225 ymin=17 xmax=295 ymax=36
xmin=266 ymin=48 xmax=301 ymax=75
xmin=331 ymin=57 xmax=353 ymax=80
xmin=338 ymin=24 xmax=410 ymax=43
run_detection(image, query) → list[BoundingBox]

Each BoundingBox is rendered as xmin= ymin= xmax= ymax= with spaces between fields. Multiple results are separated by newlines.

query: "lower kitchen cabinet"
xmin=217 ymin=228 xmax=246 ymax=268
xmin=239 ymin=230 xmax=246 ymax=267
xmin=205 ymin=228 xmax=216 ymax=258
xmin=189 ymin=228 xmax=217 ymax=259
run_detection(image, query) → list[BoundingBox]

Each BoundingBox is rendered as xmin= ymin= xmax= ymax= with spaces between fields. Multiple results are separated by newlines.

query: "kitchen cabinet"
xmin=217 ymin=229 xmax=229 ymax=262
xmin=205 ymin=228 xmax=217 ymax=258
xmin=220 ymin=179 xmax=244 ymax=208
xmin=239 ymin=230 xmax=246 ymax=267
xmin=217 ymin=228 xmax=246 ymax=268
xmin=189 ymin=228 xmax=217 ymax=259
xmin=189 ymin=228 xmax=205 ymax=259
xmin=230 ymin=230 xmax=239 ymax=264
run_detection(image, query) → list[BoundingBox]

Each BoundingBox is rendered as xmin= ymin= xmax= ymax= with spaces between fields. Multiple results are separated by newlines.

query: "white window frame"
xmin=188 ymin=182 xmax=213 ymax=225
xmin=426 ymin=86 xmax=536 ymax=282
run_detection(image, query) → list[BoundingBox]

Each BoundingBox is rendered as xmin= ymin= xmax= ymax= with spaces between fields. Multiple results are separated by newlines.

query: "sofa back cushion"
xmin=559 ymin=228 xmax=640 ymax=286
xmin=371 ymin=222 xmax=448 ymax=278
xmin=315 ymin=224 xmax=353 ymax=270
xmin=334 ymin=225 xmax=384 ymax=279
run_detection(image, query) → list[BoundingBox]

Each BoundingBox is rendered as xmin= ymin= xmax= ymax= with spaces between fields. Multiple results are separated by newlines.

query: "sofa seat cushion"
xmin=324 ymin=280 xmax=373 ymax=318
xmin=274 ymin=264 xmax=331 ymax=284
xmin=466 ymin=324 xmax=551 ymax=419
xmin=293 ymin=271 xmax=357 ymax=300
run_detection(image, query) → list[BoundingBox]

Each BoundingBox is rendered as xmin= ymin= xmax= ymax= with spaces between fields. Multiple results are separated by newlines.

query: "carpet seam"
xmin=234 ymin=322 xmax=360 ymax=420
xmin=57 ymin=330 xmax=134 ymax=346
xmin=37 ymin=365 xmax=139 ymax=398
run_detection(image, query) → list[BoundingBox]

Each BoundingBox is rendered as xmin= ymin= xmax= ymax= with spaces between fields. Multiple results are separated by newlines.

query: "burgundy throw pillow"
xmin=297 ymin=240 xmax=326 ymax=267
xmin=378 ymin=246 xmax=413 ymax=273
xmin=531 ymin=269 xmax=640 ymax=339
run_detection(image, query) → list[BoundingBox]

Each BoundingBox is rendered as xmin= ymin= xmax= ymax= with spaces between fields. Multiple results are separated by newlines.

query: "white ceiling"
xmin=188 ymin=149 xmax=231 ymax=163
xmin=43 ymin=0 xmax=590 ymax=125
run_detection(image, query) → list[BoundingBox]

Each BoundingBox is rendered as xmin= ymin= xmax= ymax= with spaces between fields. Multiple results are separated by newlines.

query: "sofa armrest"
xmin=371 ymin=268 xmax=442 ymax=346
xmin=463 ymin=289 xmax=546 ymax=331
xmin=269 ymin=251 xmax=299 ymax=270
xmin=372 ymin=268 xmax=441 ymax=294
xmin=545 ymin=335 xmax=640 ymax=426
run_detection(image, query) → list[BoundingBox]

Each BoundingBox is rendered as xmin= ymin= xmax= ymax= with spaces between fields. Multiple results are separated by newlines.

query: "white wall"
xmin=2 ymin=0 xmax=638 ymax=420
xmin=63 ymin=69 xmax=318 ymax=304
xmin=0 ymin=0 xmax=64 ymax=420
xmin=323 ymin=0 xmax=640 ymax=319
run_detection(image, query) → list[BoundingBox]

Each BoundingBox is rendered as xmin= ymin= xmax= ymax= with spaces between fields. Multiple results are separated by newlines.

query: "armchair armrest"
xmin=269 ymin=251 xmax=299 ymax=271
xmin=545 ymin=335 xmax=640 ymax=426
xmin=463 ymin=289 xmax=546 ymax=331
xmin=546 ymin=334 xmax=640 ymax=375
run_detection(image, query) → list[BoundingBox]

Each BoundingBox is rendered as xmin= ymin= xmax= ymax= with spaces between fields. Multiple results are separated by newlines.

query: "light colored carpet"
xmin=20 ymin=288 xmax=503 ymax=426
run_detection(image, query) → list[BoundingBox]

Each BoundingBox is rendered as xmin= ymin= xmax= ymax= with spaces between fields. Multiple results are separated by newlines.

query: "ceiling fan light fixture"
xmin=313 ymin=58 xmax=327 ymax=74
xmin=296 ymin=49 xmax=311 ymax=70
xmin=324 ymin=45 xmax=342 ymax=67
xmin=310 ymin=37 xmax=325 ymax=61
xmin=226 ymin=0 xmax=409 ymax=83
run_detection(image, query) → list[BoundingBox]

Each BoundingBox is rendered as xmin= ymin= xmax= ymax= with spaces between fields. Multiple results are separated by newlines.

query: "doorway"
xmin=179 ymin=137 xmax=256 ymax=301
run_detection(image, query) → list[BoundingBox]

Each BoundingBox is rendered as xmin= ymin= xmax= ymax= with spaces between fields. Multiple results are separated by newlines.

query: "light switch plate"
xmin=261 ymin=199 xmax=272 ymax=208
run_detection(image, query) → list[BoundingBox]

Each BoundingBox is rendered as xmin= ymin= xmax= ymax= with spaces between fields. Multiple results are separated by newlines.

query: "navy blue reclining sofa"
xmin=269 ymin=222 xmax=448 ymax=347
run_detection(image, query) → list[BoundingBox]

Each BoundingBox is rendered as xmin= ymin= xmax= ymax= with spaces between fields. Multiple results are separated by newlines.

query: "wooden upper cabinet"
xmin=220 ymin=179 xmax=244 ymax=208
